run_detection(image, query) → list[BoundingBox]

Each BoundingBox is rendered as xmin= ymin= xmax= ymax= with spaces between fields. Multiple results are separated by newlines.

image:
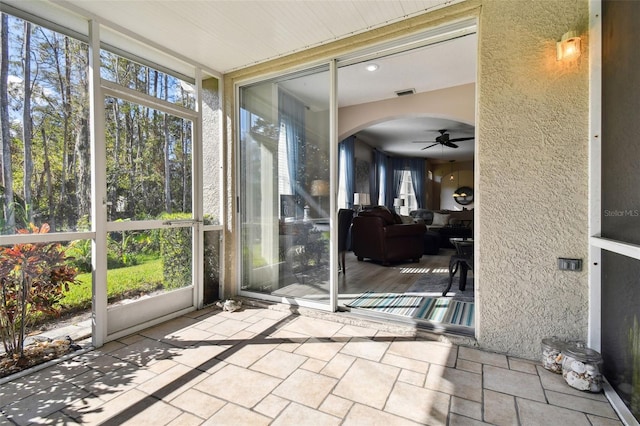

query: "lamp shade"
xmin=393 ymin=198 xmax=405 ymax=207
xmin=310 ymin=180 xmax=329 ymax=197
xmin=354 ymin=193 xmax=370 ymax=206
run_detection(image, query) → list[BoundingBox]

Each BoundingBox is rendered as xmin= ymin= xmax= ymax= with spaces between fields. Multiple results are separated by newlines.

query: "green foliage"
xmin=66 ymin=239 xmax=92 ymax=273
xmin=158 ymin=213 xmax=192 ymax=290
xmin=106 ymin=223 xmax=155 ymax=269
xmin=0 ymin=224 xmax=79 ymax=358
xmin=62 ymin=258 xmax=163 ymax=310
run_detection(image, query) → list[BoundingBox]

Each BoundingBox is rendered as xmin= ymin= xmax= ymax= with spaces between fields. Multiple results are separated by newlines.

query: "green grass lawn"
xmin=61 ymin=258 xmax=164 ymax=311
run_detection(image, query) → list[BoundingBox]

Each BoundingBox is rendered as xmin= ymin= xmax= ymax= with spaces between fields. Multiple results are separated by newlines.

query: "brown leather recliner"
xmin=351 ymin=206 xmax=425 ymax=266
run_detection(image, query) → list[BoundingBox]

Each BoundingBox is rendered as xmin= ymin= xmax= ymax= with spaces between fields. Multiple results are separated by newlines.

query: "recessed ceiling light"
xmin=365 ymin=63 xmax=379 ymax=72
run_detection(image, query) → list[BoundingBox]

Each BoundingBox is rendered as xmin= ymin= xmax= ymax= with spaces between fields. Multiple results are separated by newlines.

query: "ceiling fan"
xmin=413 ymin=129 xmax=474 ymax=150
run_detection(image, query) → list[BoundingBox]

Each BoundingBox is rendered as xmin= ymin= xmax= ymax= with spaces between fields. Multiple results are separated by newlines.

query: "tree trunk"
xmin=182 ymin=118 xmax=187 ymax=211
xmin=22 ymin=22 xmax=33 ymax=224
xmin=0 ymin=14 xmax=15 ymax=231
xmin=55 ymin=35 xmax=71 ymax=227
xmin=75 ymin=116 xmax=90 ymax=220
xmin=41 ymin=127 xmax=54 ymax=227
xmin=163 ymin=74 xmax=172 ymax=213
xmin=111 ymin=97 xmax=120 ymax=219
xmin=74 ymin=49 xmax=90 ymax=222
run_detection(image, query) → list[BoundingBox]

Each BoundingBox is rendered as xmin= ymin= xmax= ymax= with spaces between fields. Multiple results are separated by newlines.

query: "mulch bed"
xmin=0 ymin=338 xmax=81 ymax=379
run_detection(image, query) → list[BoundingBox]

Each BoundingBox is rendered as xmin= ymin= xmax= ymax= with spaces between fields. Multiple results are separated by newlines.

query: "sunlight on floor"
xmin=400 ymin=267 xmax=449 ymax=274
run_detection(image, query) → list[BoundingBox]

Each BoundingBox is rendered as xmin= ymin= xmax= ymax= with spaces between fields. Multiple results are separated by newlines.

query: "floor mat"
xmin=347 ymin=291 xmax=474 ymax=327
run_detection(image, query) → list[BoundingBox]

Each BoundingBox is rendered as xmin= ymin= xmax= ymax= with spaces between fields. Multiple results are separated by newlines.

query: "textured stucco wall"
xmin=202 ymin=78 xmax=221 ymax=223
xmin=223 ymin=0 xmax=591 ymax=360
xmin=477 ymin=0 xmax=590 ymax=358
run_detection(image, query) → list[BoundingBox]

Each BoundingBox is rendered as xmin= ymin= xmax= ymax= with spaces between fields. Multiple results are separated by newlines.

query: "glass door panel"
xmin=239 ymin=66 xmax=331 ymax=306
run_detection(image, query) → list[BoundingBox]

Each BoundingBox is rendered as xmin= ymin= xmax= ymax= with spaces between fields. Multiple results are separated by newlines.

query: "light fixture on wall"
xmin=556 ymin=31 xmax=581 ymax=61
xmin=453 ymin=186 xmax=474 ymax=205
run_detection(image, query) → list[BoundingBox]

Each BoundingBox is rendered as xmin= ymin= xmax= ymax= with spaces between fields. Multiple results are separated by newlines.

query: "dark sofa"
xmin=409 ymin=208 xmax=473 ymax=248
xmin=351 ymin=206 xmax=425 ymax=265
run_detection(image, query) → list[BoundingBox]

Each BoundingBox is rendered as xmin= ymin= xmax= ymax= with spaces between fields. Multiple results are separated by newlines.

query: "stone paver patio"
xmin=0 ymin=305 xmax=623 ymax=425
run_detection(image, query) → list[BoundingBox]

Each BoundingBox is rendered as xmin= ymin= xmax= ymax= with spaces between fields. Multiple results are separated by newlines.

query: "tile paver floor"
xmin=0 ymin=305 xmax=624 ymax=425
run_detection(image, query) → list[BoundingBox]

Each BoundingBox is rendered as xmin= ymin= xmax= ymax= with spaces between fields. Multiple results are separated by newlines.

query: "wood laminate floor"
xmin=337 ymin=249 xmax=454 ymax=299
xmin=270 ymin=249 xmax=456 ymax=306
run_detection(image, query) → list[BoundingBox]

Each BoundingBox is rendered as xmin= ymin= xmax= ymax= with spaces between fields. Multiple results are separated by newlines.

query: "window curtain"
xmin=391 ymin=157 xmax=405 ymax=208
xmin=278 ymin=88 xmax=306 ymax=205
xmin=338 ymin=136 xmax=355 ymax=208
xmin=371 ymin=150 xmax=382 ymax=206
xmin=374 ymin=151 xmax=391 ymax=207
xmin=409 ymin=158 xmax=426 ymax=208
xmin=384 ymin=155 xmax=393 ymax=207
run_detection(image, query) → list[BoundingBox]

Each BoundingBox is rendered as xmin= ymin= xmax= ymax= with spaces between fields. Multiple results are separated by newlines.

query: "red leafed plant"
xmin=0 ymin=224 xmax=79 ymax=360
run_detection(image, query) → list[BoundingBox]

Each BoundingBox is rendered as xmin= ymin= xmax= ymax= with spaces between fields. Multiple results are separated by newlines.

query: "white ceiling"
xmin=19 ymin=0 xmax=476 ymax=161
xmin=54 ymin=0 xmax=465 ymax=73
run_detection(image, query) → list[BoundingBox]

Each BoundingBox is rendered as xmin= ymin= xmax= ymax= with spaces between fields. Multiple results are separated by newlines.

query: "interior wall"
xmin=354 ymin=139 xmax=373 ymax=196
xmin=338 ymin=83 xmax=475 ymax=140
xmin=224 ymin=0 xmax=590 ymax=360
xmin=434 ymin=161 xmax=474 ymax=210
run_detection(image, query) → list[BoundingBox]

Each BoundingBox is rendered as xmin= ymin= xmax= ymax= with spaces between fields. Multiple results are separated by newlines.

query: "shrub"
xmin=66 ymin=239 xmax=92 ymax=273
xmin=158 ymin=213 xmax=192 ymax=290
xmin=0 ymin=224 xmax=79 ymax=358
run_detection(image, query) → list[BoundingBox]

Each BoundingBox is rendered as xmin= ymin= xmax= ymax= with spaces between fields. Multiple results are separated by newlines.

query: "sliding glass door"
xmin=238 ymin=66 xmax=332 ymax=307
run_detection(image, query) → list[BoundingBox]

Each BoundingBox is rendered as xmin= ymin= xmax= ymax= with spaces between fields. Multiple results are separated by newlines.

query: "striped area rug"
xmin=346 ymin=292 xmax=424 ymax=317
xmin=347 ymin=292 xmax=474 ymax=327
xmin=415 ymin=297 xmax=475 ymax=327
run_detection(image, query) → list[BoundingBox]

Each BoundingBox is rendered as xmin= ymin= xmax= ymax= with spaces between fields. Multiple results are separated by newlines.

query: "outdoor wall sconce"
xmin=556 ymin=31 xmax=581 ymax=61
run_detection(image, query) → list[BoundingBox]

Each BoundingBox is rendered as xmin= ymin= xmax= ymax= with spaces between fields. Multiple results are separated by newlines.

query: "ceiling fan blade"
xmin=448 ymin=137 xmax=475 ymax=142
xmin=421 ymin=143 xmax=439 ymax=150
xmin=445 ymin=142 xmax=459 ymax=148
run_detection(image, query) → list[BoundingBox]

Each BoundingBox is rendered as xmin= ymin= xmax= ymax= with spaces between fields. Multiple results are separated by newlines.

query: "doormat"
xmin=346 ymin=292 xmax=424 ymax=317
xmin=347 ymin=291 xmax=474 ymax=327
xmin=415 ymin=297 xmax=475 ymax=327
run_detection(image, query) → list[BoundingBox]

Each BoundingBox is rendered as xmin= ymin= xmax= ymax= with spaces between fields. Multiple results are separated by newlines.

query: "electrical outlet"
xmin=558 ymin=258 xmax=582 ymax=271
